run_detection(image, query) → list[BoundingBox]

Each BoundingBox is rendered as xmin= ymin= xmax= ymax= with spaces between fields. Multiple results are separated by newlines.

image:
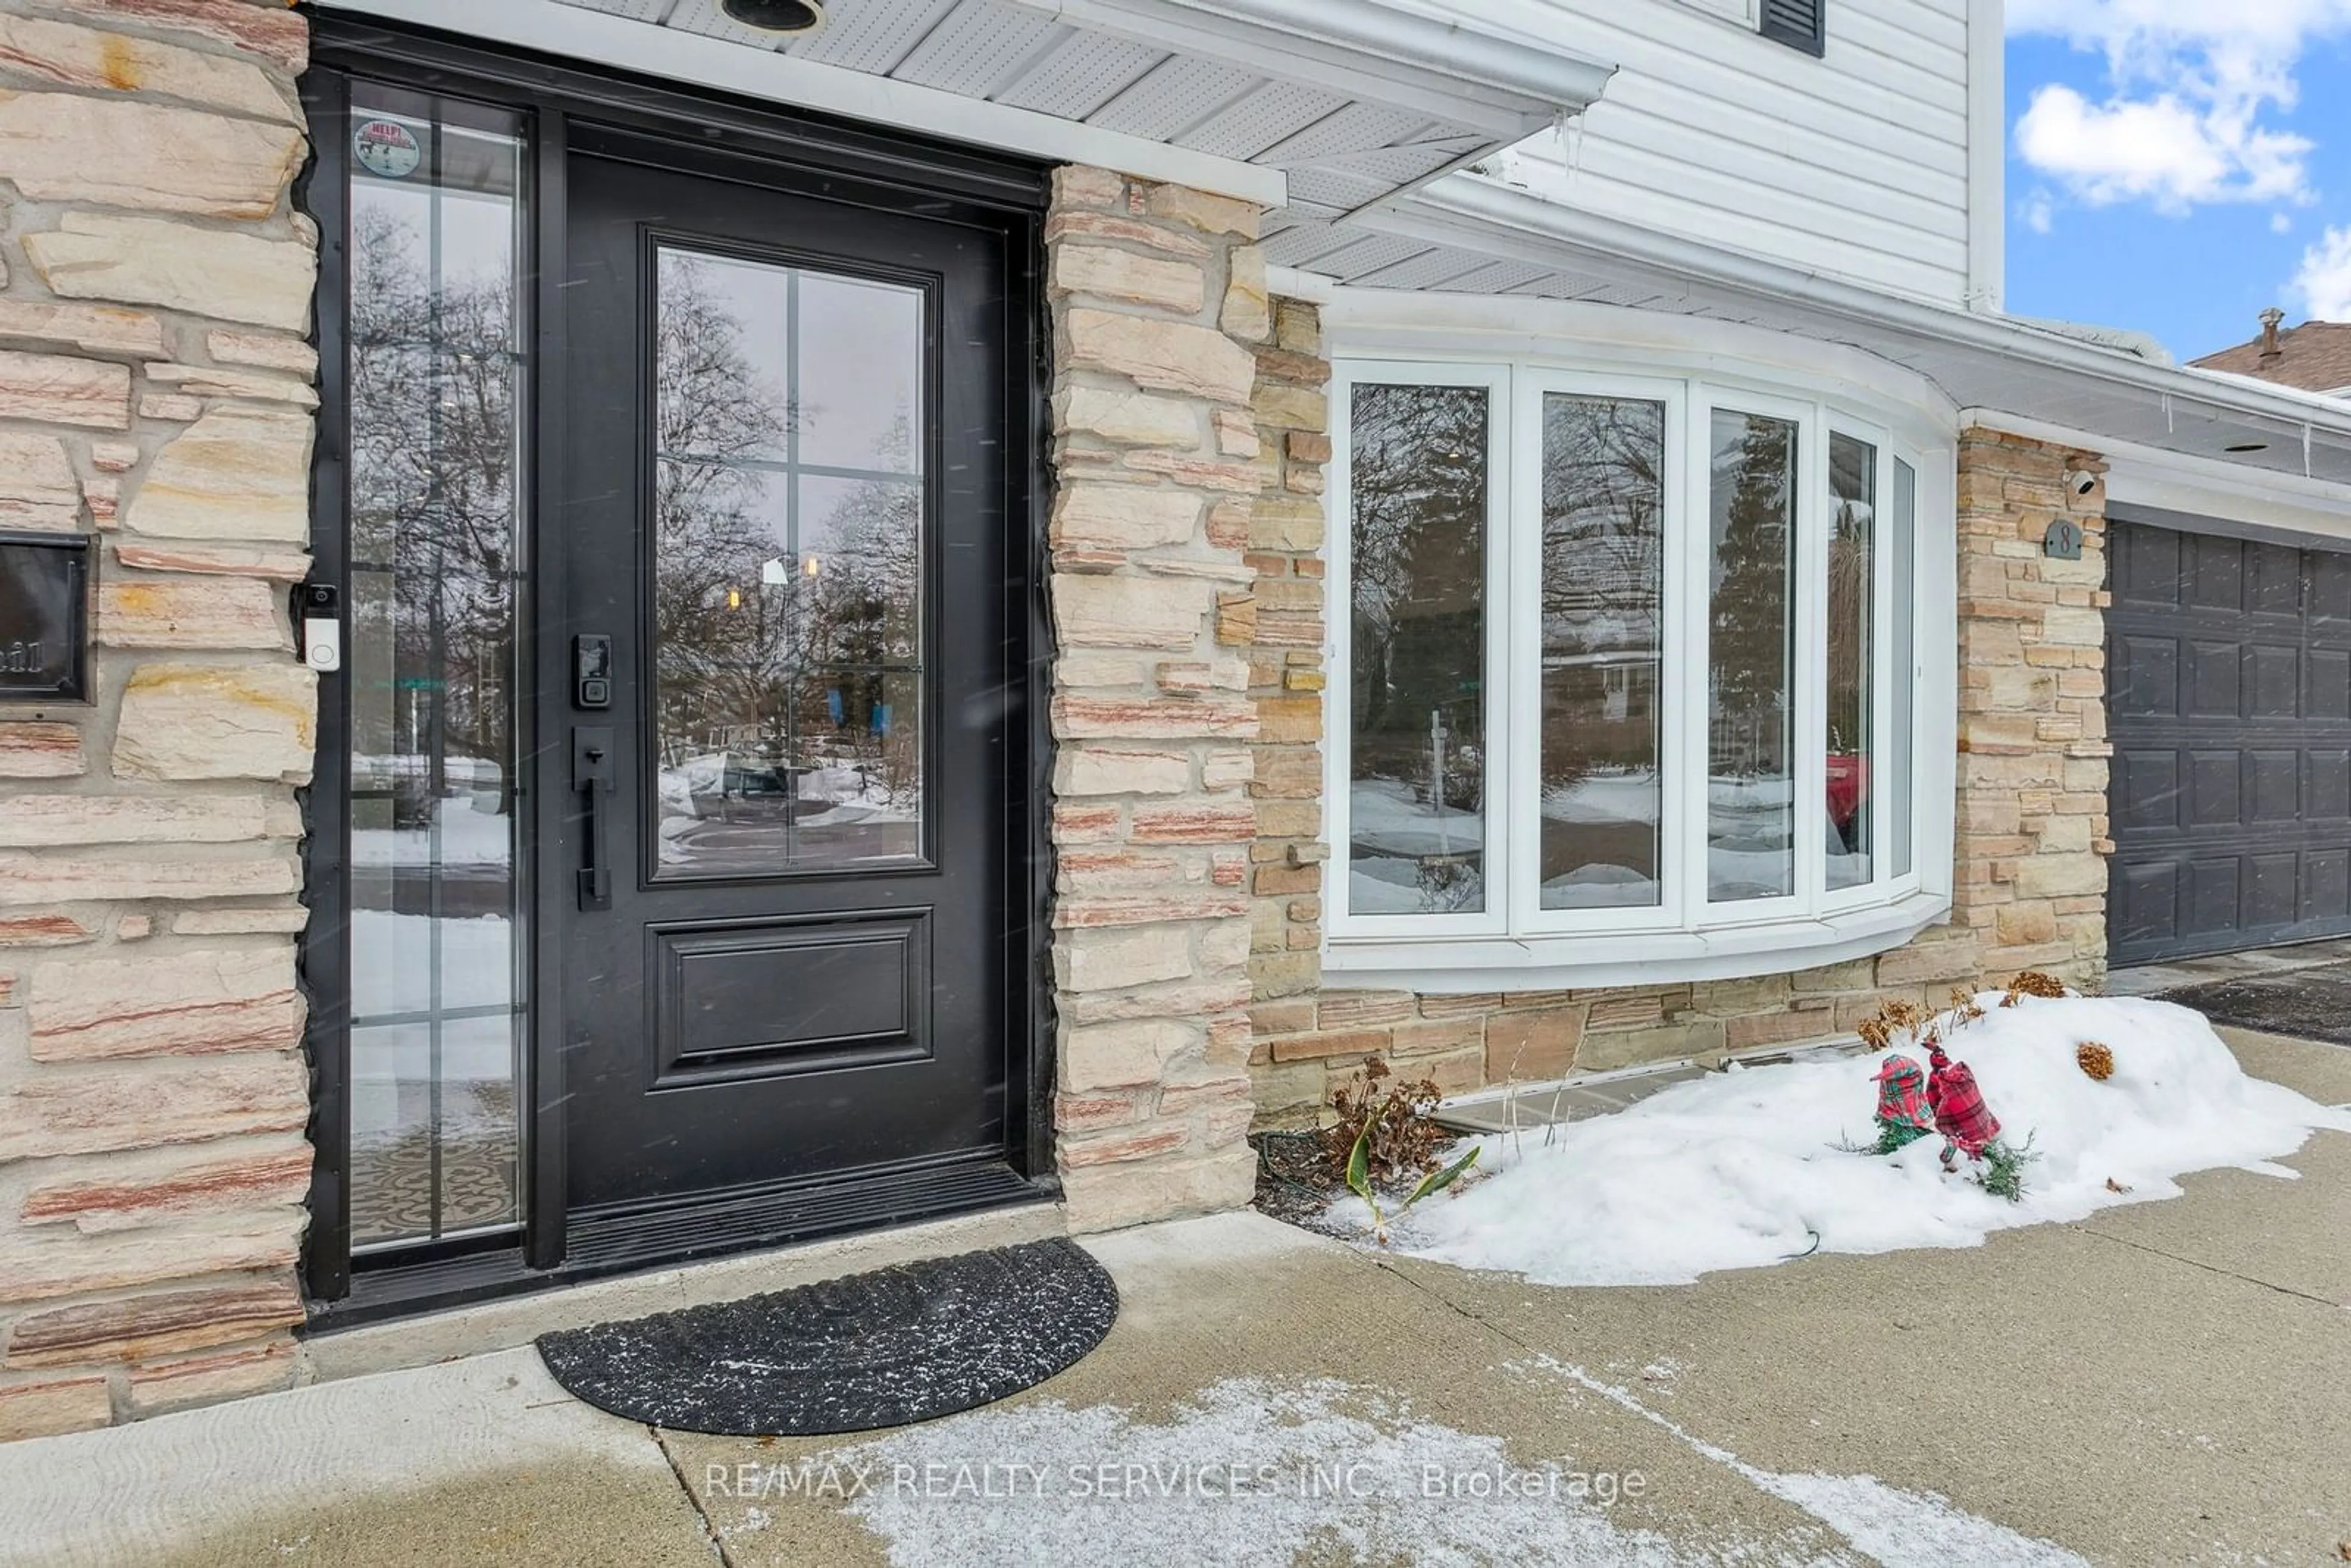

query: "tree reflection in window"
xmin=1348 ymin=383 xmax=1488 ymax=917
xmin=344 ymin=100 xmax=527 ymax=1251
xmin=1826 ymin=432 xmax=1877 ymax=891
xmin=650 ymin=252 xmax=924 ymax=875
xmin=1708 ymin=410 xmax=1798 ymax=902
xmin=1540 ymin=394 xmax=1665 ymax=910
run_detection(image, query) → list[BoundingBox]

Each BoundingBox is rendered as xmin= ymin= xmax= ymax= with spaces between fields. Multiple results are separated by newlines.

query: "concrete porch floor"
xmin=2101 ymin=934 xmax=2351 ymax=997
xmin=2 ymin=1032 xmax=2345 ymax=1568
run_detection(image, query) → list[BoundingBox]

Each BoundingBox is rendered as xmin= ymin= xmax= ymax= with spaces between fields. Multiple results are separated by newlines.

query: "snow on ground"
xmin=825 ymin=1378 xmax=1791 ymax=1567
xmin=1348 ymin=858 xmax=1487 ymax=917
xmin=815 ymin=1371 xmax=2090 ymax=1567
xmin=1542 ymin=863 xmax=1660 ymax=908
xmin=1348 ymin=778 xmax=1488 ymax=915
xmin=351 ymin=795 xmax=513 ymax=870
xmin=1543 ymin=769 xmax=1659 ymax=825
xmin=350 ymin=910 xmax=514 ymax=1015
xmin=1350 ymin=777 xmax=1483 ymax=857
xmin=1346 ymin=993 xmax=2351 ymax=1288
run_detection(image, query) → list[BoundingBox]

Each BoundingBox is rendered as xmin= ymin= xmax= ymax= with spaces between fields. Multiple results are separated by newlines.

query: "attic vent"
xmin=1760 ymin=0 xmax=1825 ymax=56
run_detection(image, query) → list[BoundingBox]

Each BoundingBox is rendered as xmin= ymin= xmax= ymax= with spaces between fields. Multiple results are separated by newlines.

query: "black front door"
xmin=548 ymin=145 xmax=1030 ymax=1259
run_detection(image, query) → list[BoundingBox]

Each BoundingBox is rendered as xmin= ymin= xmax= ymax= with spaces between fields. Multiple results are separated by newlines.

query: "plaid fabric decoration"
xmin=1872 ymin=1056 xmax=1933 ymax=1134
xmin=1926 ymin=1046 xmax=2002 ymax=1157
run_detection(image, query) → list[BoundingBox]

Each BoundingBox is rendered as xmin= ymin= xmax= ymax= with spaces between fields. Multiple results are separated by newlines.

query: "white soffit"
xmin=1284 ymin=172 xmax=2351 ymax=490
xmin=1003 ymin=0 xmax=1611 ymax=140
xmin=317 ymin=0 xmax=1615 ymax=216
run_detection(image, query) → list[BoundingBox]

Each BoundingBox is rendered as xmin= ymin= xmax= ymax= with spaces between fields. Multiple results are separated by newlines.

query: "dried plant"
xmin=2077 ymin=1041 xmax=2116 ymax=1081
xmin=1324 ymin=1059 xmax=1480 ymax=1246
xmin=1856 ymin=997 xmax=1929 ymax=1053
xmin=2001 ymin=970 xmax=2069 ymax=1007
xmin=1322 ymin=1059 xmax=1451 ymax=1187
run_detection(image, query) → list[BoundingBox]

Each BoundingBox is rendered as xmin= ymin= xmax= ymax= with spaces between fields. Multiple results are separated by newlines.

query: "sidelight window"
xmin=342 ymin=86 xmax=528 ymax=1250
xmin=1330 ymin=356 xmax=1952 ymax=983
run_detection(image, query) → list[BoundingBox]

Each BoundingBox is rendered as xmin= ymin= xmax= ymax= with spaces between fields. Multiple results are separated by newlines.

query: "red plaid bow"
xmin=1927 ymin=1046 xmax=2002 ymax=1158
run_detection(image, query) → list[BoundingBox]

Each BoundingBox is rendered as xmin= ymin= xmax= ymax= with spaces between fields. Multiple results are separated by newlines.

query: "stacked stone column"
xmin=1043 ymin=167 xmax=1272 ymax=1229
xmin=0 ymin=0 xmax=317 ymax=1439
xmin=1951 ymin=426 xmax=2112 ymax=987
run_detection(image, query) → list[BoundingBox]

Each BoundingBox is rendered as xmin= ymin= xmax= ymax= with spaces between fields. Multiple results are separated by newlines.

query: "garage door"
xmin=2107 ymin=516 xmax=2351 ymax=965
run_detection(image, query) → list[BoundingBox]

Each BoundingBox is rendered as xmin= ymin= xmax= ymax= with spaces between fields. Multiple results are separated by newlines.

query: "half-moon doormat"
xmin=536 ymin=1237 xmax=1120 ymax=1436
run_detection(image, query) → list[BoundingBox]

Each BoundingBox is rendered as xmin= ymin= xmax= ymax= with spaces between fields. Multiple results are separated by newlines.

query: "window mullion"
xmin=1681 ymin=389 xmax=1717 ymax=924
xmin=1872 ymin=446 xmax=1899 ymax=891
xmin=1482 ymin=366 xmax=1515 ymax=936
xmin=1659 ymin=384 xmax=1690 ymax=934
xmin=1794 ymin=406 xmax=1830 ymax=913
xmin=1507 ymin=365 xmax=1540 ymax=939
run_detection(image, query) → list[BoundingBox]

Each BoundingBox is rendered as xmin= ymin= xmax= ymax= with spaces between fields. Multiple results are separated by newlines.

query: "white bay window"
xmin=1329 ymin=352 xmax=1955 ymax=988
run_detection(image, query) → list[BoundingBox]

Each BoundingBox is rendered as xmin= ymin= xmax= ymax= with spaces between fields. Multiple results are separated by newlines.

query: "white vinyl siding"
xmin=1412 ymin=0 xmax=1978 ymax=304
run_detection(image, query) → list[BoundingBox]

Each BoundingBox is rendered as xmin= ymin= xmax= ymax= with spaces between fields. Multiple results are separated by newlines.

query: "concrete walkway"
xmin=3 ymin=1033 xmax=2345 ymax=1568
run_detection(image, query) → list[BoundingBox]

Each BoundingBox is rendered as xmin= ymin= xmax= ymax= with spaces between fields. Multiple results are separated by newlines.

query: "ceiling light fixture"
xmin=720 ymin=0 xmax=827 ymax=34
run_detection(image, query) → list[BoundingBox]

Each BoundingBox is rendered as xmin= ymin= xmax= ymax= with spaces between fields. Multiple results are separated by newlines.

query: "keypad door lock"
xmin=574 ymin=633 xmax=612 ymax=710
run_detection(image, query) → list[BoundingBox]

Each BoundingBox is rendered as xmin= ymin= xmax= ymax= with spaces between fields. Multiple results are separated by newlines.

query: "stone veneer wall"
xmin=1242 ymin=378 xmax=2115 ymax=1123
xmin=0 ymin=0 xmax=318 ymax=1439
xmin=1950 ymin=428 xmax=2112 ymax=985
xmin=1041 ymin=166 xmax=1273 ymax=1229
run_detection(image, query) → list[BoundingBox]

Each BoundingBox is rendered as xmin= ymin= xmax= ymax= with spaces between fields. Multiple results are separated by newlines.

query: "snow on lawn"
xmin=1354 ymin=993 xmax=2351 ymax=1287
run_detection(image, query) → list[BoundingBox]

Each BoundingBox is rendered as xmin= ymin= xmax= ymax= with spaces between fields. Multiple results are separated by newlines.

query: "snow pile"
xmin=1364 ymin=994 xmax=2350 ymax=1286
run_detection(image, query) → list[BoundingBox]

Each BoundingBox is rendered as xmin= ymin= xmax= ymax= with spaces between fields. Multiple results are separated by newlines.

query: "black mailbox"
xmin=0 ymin=533 xmax=91 ymax=703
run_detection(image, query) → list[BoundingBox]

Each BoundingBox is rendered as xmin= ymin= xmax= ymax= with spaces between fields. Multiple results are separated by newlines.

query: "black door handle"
xmin=573 ymin=725 xmax=615 ymax=911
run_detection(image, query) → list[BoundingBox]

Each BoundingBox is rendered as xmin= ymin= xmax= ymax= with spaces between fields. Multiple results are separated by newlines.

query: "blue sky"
xmin=2004 ymin=2 xmax=2351 ymax=362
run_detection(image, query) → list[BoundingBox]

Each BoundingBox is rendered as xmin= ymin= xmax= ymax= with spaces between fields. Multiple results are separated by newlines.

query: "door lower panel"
xmin=561 ymin=1153 xmax=1041 ymax=1274
xmin=648 ymin=911 xmax=932 ymax=1084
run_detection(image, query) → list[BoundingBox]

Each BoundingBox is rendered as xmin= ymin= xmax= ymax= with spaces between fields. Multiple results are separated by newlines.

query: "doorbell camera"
xmin=295 ymin=583 xmax=342 ymax=673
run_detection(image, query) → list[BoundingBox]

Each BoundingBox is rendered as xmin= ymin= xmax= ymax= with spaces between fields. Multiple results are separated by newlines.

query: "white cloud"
xmin=2009 ymin=2 xmax=2351 ymax=212
xmin=2015 ymin=84 xmax=2311 ymax=210
xmin=2022 ymin=189 xmax=2056 ymax=234
xmin=2274 ymin=211 xmax=2296 ymax=233
xmin=2294 ymin=224 xmax=2351 ymax=315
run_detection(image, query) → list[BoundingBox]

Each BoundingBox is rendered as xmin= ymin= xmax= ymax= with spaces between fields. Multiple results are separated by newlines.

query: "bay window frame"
xmin=1817 ymin=410 xmax=1922 ymax=917
xmin=1325 ymin=344 xmax=1957 ymax=986
xmin=1690 ymin=382 xmax=1820 ymax=929
xmin=1507 ymin=367 xmax=1691 ymax=939
xmin=1327 ymin=360 xmax=1517 ymax=940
